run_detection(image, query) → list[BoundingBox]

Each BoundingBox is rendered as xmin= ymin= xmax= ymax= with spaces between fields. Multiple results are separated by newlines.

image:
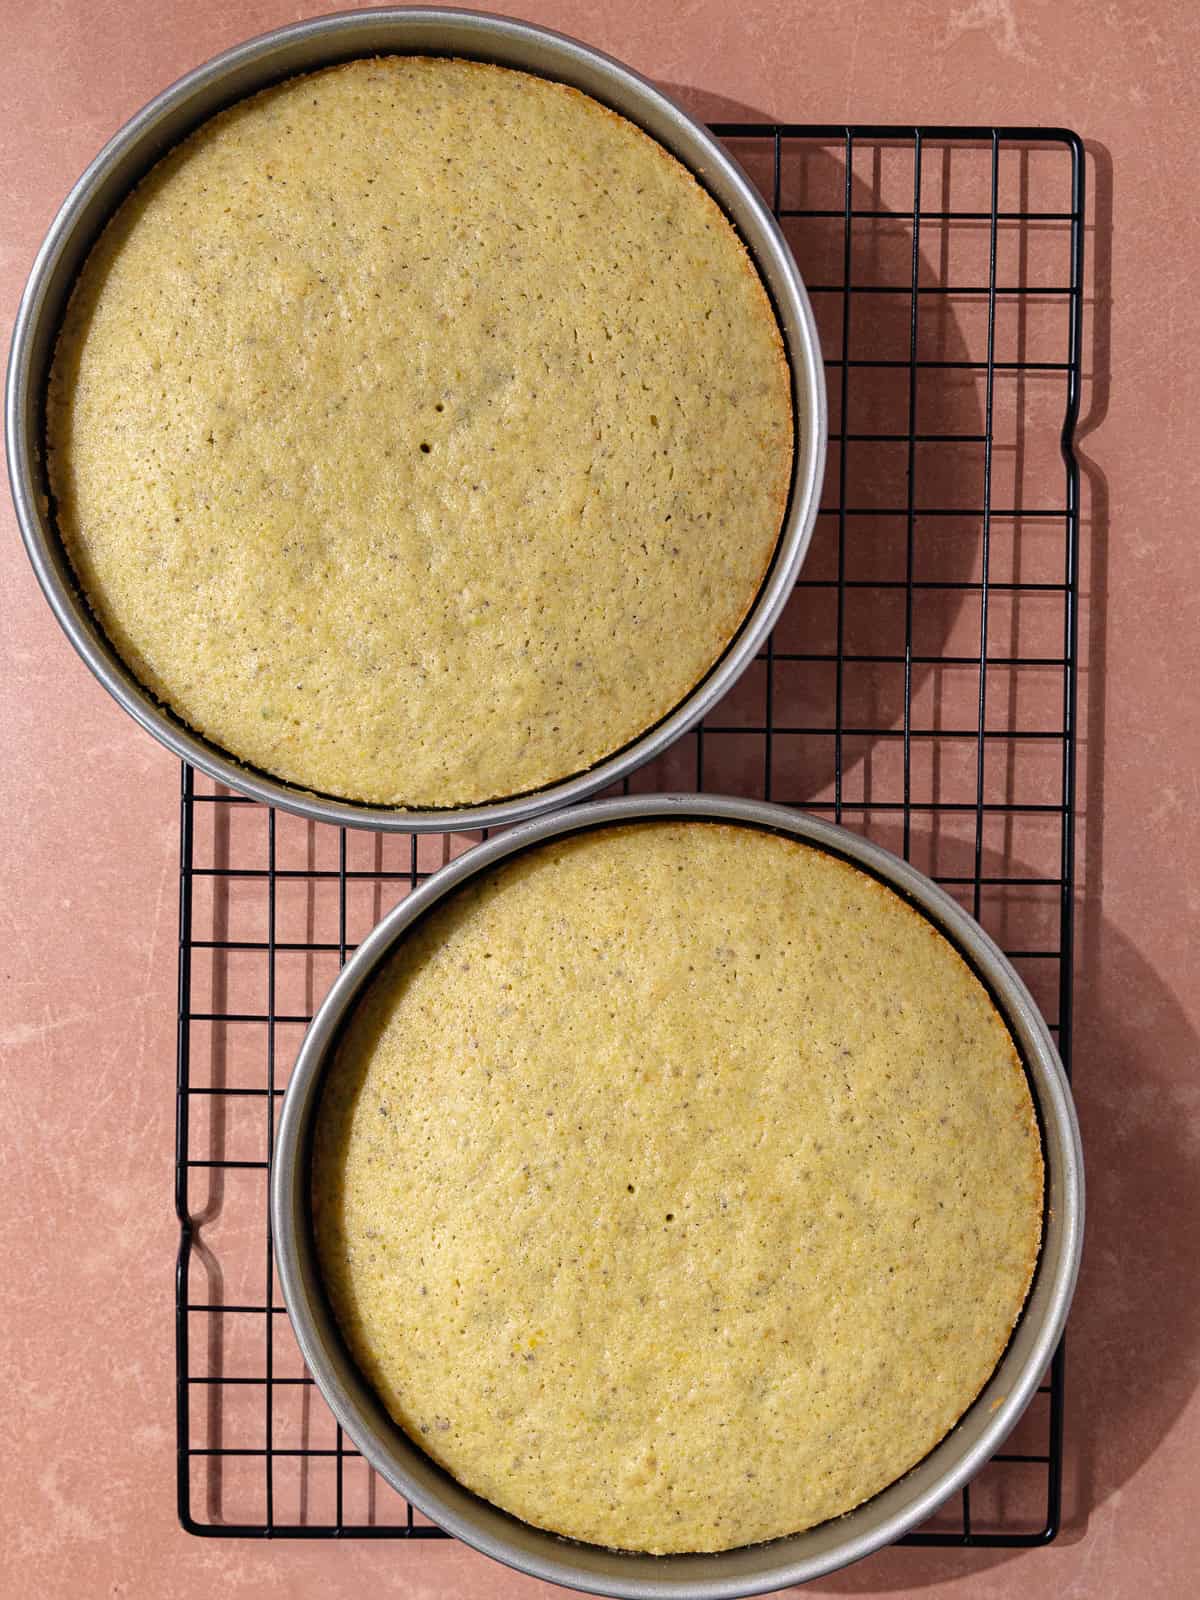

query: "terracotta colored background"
xmin=3 ymin=1 xmax=1198 ymax=1596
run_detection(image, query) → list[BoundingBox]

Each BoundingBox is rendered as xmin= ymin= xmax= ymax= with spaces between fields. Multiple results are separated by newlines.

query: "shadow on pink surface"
xmin=635 ymin=91 xmax=986 ymax=810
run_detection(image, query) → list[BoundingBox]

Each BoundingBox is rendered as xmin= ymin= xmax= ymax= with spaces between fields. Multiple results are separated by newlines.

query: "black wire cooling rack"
xmin=176 ymin=124 xmax=1083 ymax=1545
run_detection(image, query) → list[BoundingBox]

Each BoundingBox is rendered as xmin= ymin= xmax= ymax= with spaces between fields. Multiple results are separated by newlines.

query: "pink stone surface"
xmin=2 ymin=1 xmax=1198 ymax=1595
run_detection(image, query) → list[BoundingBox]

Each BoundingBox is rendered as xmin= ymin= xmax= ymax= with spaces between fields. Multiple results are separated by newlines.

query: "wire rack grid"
xmin=176 ymin=123 xmax=1083 ymax=1546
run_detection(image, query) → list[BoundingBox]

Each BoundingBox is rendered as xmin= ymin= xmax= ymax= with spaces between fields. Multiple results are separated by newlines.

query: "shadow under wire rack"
xmin=176 ymin=124 xmax=1084 ymax=1544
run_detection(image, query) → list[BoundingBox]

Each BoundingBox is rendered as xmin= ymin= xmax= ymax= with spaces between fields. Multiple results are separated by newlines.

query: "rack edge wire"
xmin=174 ymin=123 xmax=1085 ymax=1546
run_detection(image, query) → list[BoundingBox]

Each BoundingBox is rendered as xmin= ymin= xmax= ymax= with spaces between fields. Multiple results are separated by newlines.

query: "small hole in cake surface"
xmin=665 ymin=1213 xmax=675 ymax=1222
xmin=419 ymin=441 xmax=431 ymax=453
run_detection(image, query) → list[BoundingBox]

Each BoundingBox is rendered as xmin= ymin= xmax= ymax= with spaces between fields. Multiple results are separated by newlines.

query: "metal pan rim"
xmin=4 ymin=6 xmax=827 ymax=832
xmin=271 ymin=791 xmax=1084 ymax=1597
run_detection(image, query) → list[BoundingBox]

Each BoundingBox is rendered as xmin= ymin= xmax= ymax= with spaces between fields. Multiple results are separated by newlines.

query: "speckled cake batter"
xmin=46 ymin=58 xmax=792 ymax=807
xmin=312 ymin=821 xmax=1043 ymax=1553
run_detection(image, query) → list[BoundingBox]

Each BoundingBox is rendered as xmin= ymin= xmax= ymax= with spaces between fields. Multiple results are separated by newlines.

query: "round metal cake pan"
xmin=272 ymin=793 xmax=1084 ymax=1599
xmin=5 ymin=7 xmax=827 ymax=834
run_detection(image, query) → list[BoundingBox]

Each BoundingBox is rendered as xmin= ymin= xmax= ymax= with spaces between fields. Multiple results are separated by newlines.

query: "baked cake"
xmin=312 ymin=821 xmax=1043 ymax=1552
xmin=46 ymin=59 xmax=792 ymax=807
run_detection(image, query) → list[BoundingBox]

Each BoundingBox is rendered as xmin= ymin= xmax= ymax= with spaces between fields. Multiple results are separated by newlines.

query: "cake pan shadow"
xmin=5 ymin=7 xmax=826 ymax=832
xmin=271 ymin=793 xmax=1083 ymax=1597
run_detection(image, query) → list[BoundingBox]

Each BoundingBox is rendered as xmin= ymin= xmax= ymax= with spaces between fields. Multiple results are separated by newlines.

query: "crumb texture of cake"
xmin=47 ymin=58 xmax=792 ymax=806
xmin=312 ymin=822 xmax=1043 ymax=1553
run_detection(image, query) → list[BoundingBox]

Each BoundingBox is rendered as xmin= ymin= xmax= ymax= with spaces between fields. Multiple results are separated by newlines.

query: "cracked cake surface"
xmin=47 ymin=58 xmax=792 ymax=806
xmin=313 ymin=821 xmax=1043 ymax=1552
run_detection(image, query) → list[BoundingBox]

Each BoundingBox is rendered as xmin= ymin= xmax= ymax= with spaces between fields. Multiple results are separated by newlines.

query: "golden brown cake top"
xmin=47 ymin=58 xmax=792 ymax=807
xmin=313 ymin=821 xmax=1043 ymax=1553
